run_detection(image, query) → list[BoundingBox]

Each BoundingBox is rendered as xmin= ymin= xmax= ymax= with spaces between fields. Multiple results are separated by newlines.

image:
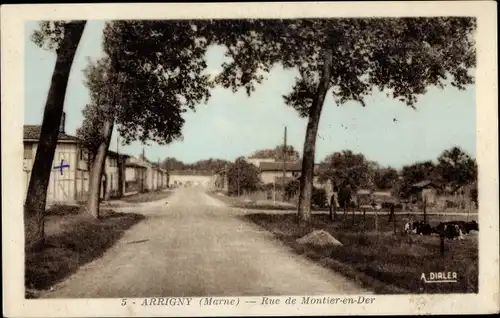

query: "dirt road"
xmin=41 ymin=187 xmax=371 ymax=298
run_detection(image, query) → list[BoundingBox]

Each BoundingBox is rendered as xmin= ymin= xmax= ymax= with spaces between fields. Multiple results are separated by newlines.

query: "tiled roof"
xmin=259 ymin=161 xmax=303 ymax=171
xmin=125 ymin=162 xmax=147 ymax=169
xmin=259 ymin=161 xmax=320 ymax=174
xmin=23 ymin=125 xmax=80 ymax=142
xmin=108 ymin=150 xmax=130 ymax=158
xmin=412 ymin=180 xmax=434 ymax=188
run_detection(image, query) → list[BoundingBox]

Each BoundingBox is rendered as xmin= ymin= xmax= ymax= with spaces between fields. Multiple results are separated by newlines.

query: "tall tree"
xmin=202 ymin=18 xmax=476 ymax=223
xmin=81 ymin=57 xmax=118 ymax=217
xmin=373 ymin=167 xmax=400 ymax=190
xmin=161 ymin=157 xmax=186 ymax=171
xmin=227 ymin=157 xmax=261 ymax=196
xmin=81 ymin=20 xmax=214 ymax=217
xmin=400 ymin=161 xmax=437 ymax=198
xmin=318 ymin=150 xmax=374 ymax=191
xmin=76 ymin=103 xmax=105 ymax=167
xmin=436 ymin=146 xmax=477 ymax=193
xmin=24 ymin=21 xmax=87 ymax=251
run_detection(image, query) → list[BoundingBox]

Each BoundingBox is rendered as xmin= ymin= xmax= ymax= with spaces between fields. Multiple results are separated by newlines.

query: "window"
xmin=24 ymin=145 xmax=32 ymax=159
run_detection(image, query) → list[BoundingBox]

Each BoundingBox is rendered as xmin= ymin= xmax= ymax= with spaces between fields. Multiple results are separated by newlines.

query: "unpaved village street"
xmin=41 ymin=187 xmax=371 ymax=298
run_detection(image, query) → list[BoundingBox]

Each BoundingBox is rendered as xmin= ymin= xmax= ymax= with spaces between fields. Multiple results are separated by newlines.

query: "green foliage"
xmin=160 ymin=157 xmax=186 ymax=171
xmin=337 ymin=184 xmax=353 ymax=209
xmin=201 ymin=18 xmax=475 ymax=112
xmin=435 ymin=147 xmax=477 ymax=193
xmin=318 ymin=150 xmax=373 ymax=191
xmin=470 ymin=187 xmax=478 ymax=208
xmin=311 ymin=187 xmax=327 ymax=208
xmin=373 ymin=167 xmax=400 ymax=190
xmin=160 ymin=157 xmax=231 ymax=173
xmin=76 ymin=103 xmax=106 ymax=164
xmin=249 ymin=145 xmax=300 ymax=161
xmin=85 ymin=21 xmax=216 ymax=147
xmin=227 ymin=157 xmax=261 ymax=196
xmin=399 ymin=161 xmax=437 ymax=197
xmin=285 ymin=179 xmax=300 ymax=199
xmin=31 ymin=21 xmax=75 ymax=52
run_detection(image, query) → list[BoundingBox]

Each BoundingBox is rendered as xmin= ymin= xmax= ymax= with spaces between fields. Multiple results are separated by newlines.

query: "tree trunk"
xmin=297 ymin=47 xmax=333 ymax=224
xmin=85 ymin=119 xmax=114 ymax=218
xmin=24 ymin=21 xmax=86 ymax=251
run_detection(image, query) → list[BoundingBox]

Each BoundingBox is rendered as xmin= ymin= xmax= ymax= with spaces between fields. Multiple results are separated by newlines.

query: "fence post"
xmin=423 ymin=198 xmax=427 ymax=223
xmin=375 ymin=209 xmax=378 ymax=233
xmin=352 ymin=205 xmax=355 ymax=227
xmin=333 ymin=203 xmax=337 ymax=221
xmin=393 ymin=206 xmax=397 ymax=235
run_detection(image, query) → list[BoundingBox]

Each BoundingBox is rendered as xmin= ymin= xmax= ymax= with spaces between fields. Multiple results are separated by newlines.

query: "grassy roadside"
xmin=244 ymin=212 xmax=478 ymax=294
xmin=208 ymin=191 xmax=329 ymax=211
xmin=121 ymin=189 xmax=173 ymax=203
xmin=25 ymin=205 xmax=144 ymax=298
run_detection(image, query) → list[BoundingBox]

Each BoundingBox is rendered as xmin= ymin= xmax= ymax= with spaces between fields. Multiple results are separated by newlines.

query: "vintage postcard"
xmin=2 ymin=1 xmax=499 ymax=317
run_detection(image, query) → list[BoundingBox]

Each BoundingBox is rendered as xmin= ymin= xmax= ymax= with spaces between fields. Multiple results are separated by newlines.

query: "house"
xmin=245 ymin=157 xmax=276 ymax=167
xmin=410 ymin=180 xmax=439 ymax=205
xmin=24 ymin=115 xmax=134 ymax=204
xmin=124 ymin=160 xmax=148 ymax=194
xmin=101 ymin=150 xmax=130 ymax=200
xmin=23 ymin=117 xmax=91 ymax=204
xmin=169 ymin=169 xmax=216 ymax=188
xmin=257 ymin=160 xmax=323 ymax=187
xmin=126 ymin=155 xmax=169 ymax=192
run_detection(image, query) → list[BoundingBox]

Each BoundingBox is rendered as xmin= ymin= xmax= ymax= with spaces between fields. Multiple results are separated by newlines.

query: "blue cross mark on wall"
xmin=54 ymin=159 xmax=70 ymax=175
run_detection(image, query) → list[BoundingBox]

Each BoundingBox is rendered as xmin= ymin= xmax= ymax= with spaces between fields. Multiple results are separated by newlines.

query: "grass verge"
xmin=244 ymin=212 xmax=478 ymax=294
xmin=208 ymin=191 xmax=330 ymax=211
xmin=25 ymin=206 xmax=145 ymax=298
xmin=121 ymin=190 xmax=173 ymax=203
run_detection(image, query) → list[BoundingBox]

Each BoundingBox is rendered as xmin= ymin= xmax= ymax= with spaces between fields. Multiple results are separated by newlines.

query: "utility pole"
xmin=237 ymin=162 xmax=240 ymax=196
xmin=141 ymin=147 xmax=145 ymax=192
xmin=282 ymin=126 xmax=287 ymax=202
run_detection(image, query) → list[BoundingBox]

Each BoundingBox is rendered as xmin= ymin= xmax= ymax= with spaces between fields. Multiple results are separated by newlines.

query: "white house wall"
xmin=169 ymin=175 xmax=215 ymax=188
xmin=24 ymin=142 xmax=80 ymax=204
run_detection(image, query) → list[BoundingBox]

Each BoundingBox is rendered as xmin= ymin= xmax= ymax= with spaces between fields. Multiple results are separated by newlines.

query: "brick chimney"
xmin=60 ymin=112 xmax=66 ymax=134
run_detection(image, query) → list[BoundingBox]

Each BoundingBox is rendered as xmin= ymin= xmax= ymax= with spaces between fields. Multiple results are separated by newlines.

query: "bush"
xmin=312 ymin=187 xmax=327 ymax=208
xmin=285 ymin=180 xmax=300 ymax=199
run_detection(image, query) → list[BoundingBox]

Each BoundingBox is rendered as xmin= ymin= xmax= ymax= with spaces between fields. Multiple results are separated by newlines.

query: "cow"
xmin=440 ymin=220 xmax=478 ymax=235
xmin=464 ymin=220 xmax=479 ymax=233
xmin=434 ymin=222 xmax=465 ymax=240
xmin=404 ymin=221 xmax=433 ymax=235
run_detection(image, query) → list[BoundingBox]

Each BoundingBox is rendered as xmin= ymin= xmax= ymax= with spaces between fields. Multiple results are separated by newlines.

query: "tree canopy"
xmin=373 ymin=167 xmax=400 ymax=190
xmin=435 ymin=146 xmax=477 ymax=193
xmin=318 ymin=150 xmax=374 ymax=191
xmin=199 ymin=18 xmax=475 ymax=110
xmin=249 ymin=145 xmax=300 ymax=161
xmin=227 ymin=157 xmax=261 ymax=196
xmin=101 ymin=21 xmax=214 ymax=145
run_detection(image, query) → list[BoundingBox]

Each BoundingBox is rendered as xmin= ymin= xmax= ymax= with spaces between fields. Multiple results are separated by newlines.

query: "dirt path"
xmin=41 ymin=187 xmax=371 ymax=298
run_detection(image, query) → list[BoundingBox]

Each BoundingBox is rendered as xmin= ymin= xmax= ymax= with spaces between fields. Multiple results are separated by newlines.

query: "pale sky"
xmin=24 ymin=20 xmax=476 ymax=168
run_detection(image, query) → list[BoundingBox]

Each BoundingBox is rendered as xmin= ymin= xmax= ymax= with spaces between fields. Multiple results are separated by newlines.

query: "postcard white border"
xmin=2 ymin=2 xmax=499 ymax=317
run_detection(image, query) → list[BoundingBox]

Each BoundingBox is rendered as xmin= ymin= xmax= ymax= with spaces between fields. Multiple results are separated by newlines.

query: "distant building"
xmin=126 ymin=155 xmax=168 ymax=192
xmin=169 ymin=169 xmax=216 ymax=188
xmin=410 ymin=180 xmax=439 ymax=204
xmin=257 ymin=160 xmax=323 ymax=187
xmin=244 ymin=157 xmax=276 ymax=167
xmin=124 ymin=159 xmax=148 ymax=195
